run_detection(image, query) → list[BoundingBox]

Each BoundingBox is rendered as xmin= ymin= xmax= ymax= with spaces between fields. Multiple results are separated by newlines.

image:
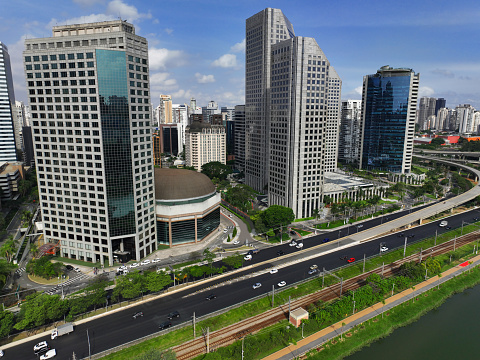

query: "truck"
xmin=51 ymin=323 xmax=74 ymax=339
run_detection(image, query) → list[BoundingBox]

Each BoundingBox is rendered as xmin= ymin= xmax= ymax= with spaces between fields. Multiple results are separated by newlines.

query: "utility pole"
xmin=241 ymin=337 xmax=244 ymax=360
xmin=322 ymin=268 xmax=325 ymax=287
xmin=392 ymin=283 xmax=395 ymax=297
xmin=288 ymin=296 xmax=291 ymax=318
xmin=363 ymin=254 xmax=366 ymax=273
xmin=454 ymin=236 xmax=456 ymax=252
xmin=87 ymin=329 xmax=91 ymax=359
xmin=272 ymin=285 xmax=275 ymax=307
xmin=381 ymin=262 xmax=384 ymax=277
xmin=403 ymin=237 xmax=408 ymax=257
xmin=435 ymin=229 xmax=437 ymax=246
xmin=193 ymin=312 xmax=196 ymax=338
xmin=419 ymin=247 xmax=422 ymax=262
xmin=206 ymin=327 xmax=209 ymax=353
xmin=340 ymin=278 xmax=343 ymax=296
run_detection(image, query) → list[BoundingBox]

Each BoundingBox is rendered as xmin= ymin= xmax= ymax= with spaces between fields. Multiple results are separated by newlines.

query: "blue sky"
xmin=2 ymin=0 xmax=480 ymax=109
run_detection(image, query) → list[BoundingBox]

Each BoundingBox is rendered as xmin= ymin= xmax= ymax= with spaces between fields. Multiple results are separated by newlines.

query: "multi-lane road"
xmin=4 ymin=205 xmax=479 ymax=359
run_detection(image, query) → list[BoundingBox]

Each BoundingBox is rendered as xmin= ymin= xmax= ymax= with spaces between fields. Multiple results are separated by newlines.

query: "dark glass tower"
xmin=359 ymin=66 xmax=419 ymax=174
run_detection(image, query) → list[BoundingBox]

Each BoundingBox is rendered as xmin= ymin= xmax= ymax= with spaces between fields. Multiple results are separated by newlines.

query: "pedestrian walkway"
xmin=263 ymin=254 xmax=480 ymax=360
xmin=44 ymin=273 xmax=89 ymax=295
xmin=14 ymin=267 xmax=26 ymax=276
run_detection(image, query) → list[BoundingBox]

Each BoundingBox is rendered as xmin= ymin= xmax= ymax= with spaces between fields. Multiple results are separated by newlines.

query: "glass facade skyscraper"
xmin=0 ymin=42 xmax=18 ymax=162
xmin=359 ymin=66 xmax=419 ymax=174
xmin=24 ymin=20 xmax=156 ymax=266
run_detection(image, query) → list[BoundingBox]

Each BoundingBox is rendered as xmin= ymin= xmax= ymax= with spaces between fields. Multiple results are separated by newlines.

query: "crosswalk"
xmin=15 ymin=267 xmax=26 ymax=276
xmin=44 ymin=274 xmax=89 ymax=295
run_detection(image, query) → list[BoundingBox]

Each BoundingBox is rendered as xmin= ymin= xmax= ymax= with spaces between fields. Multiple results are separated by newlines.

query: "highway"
xmin=5 ymin=205 xmax=480 ymax=359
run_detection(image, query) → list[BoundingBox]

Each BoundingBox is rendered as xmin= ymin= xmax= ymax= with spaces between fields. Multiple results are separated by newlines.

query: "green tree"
xmin=223 ymin=184 xmax=256 ymax=212
xmin=145 ymin=271 xmax=172 ymax=292
xmin=15 ymin=293 xmax=62 ymax=330
xmin=0 ymin=309 xmax=15 ymax=338
xmin=0 ymin=259 xmax=14 ymax=286
xmin=116 ymin=271 xmax=145 ymax=299
xmin=0 ymin=236 xmax=19 ymax=263
xmin=85 ymin=277 xmax=108 ymax=311
xmin=203 ymin=248 xmax=215 ymax=266
xmin=312 ymin=208 xmax=320 ymax=220
xmin=261 ymin=205 xmax=295 ymax=234
xmin=201 ymin=161 xmax=232 ymax=181
xmin=188 ymin=265 xmax=205 ymax=279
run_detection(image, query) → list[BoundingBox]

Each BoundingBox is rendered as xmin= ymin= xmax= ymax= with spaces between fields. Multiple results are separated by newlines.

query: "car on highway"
xmin=380 ymin=246 xmax=388 ymax=252
xmin=308 ymin=269 xmax=318 ymax=275
xmin=309 ymin=265 xmax=318 ymax=270
xmin=289 ymin=240 xmax=297 ymax=247
xmin=129 ymin=263 xmax=139 ymax=268
xmin=322 ymin=238 xmax=330 ymax=243
xmin=277 ymin=281 xmax=286 ymax=287
xmin=158 ymin=321 xmax=172 ymax=330
xmin=244 ymin=254 xmax=252 ymax=261
xmin=152 ymin=258 xmax=161 ymax=263
xmin=277 ymin=250 xmax=285 ymax=256
xmin=132 ymin=311 xmax=143 ymax=319
xmin=408 ymin=234 xmax=415 ymax=238
xmin=474 ymin=217 xmax=479 ymax=221
xmin=65 ymin=265 xmax=74 ymax=271
xmin=339 ymin=255 xmax=347 ymax=260
xmin=270 ymin=268 xmax=278 ymax=274
xmin=347 ymin=257 xmax=356 ymax=263
xmin=205 ymin=294 xmax=217 ymax=300
xmin=295 ymin=242 xmax=304 ymax=249
xmin=34 ymin=341 xmax=49 ymax=353
xmin=233 ymin=240 xmax=240 ymax=245
xmin=252 ymin=282 xmax=262 ymax=289
xmin=167 ymin=311 xmax=180 ymax=319
xmin=445 ymin=225 xmax=452 ymax=230
xmin=397 ymin=232 xmax=405 ymax=237
xmin=39 ymin=349 xmax=56 ymax=360
xmin=439 ymin=220 xmax=448 ymax=227
xmin=140 ymin=260 xmax=150 ymax=266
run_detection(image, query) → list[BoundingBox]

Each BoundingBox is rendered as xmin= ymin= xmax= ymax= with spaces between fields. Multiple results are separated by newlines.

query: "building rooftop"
xmin=154 ymin=168 xmax=216 ymax=201
xmin=323 ymin=171 xmax=379 ymax=194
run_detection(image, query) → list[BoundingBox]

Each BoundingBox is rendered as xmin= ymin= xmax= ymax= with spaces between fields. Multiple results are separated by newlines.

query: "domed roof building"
xmin=154 ymin=168 xmax=221 ymax=246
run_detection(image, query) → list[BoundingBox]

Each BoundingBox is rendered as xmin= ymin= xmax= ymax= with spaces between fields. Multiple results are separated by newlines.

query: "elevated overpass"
xmin=348 ymin=155 xmax=480 ymax=242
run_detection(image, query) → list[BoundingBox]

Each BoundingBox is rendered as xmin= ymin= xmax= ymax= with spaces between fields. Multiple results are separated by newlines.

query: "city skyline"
xmin=2 ymin=0 xmax=480 ymax=109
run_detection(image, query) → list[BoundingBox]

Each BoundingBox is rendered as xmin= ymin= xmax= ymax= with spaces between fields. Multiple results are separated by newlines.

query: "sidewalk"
xmin=263 ymin=255 xmax=480 ymax=360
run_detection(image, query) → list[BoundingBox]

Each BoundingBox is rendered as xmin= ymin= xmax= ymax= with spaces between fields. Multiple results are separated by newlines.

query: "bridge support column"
xmin=419 ymin=218 xmax=423 ymax=225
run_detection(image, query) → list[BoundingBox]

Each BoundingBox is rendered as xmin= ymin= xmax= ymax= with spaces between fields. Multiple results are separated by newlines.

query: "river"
xmin=346 ymin=283 xmax=480 ymax=360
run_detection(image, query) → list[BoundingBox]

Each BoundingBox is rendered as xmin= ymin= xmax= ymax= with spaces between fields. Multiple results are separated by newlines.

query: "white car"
xmin=117 ymin=266 xmax=127 ymax=272
xmin=244 ymin=254 xmax=252 ymax=261
xmin=0 ymin=349 xmax=3 ymax=357
xmin=277 ymin=281 xmax=286 ymax=287
xmin=439 ymin=220 xmax=448 ymax=227
xmin=270 ymin=268 xmax=278 ymax=274
xmin=151 ymin=258 xmax=161 ymax=263
xmin=252 ymin=282 xmax=262 ymax=289
xmin=34 ymin=341 xmax=48 ymax=352
xmin=223 ymin=229 xmax=228 ymax=233
xmin=40 ymin=349 xmax=56 ymax=360
xmin=140 ymin=260 xmax=151 ymax=266
xmin=74 ymin=267 xmax=81 ymax=273
xmin=232 ymin=240 xmax=240 ymax=245
xmin=289 ymin=240 xmax=297 ymax=247
xmin=129 ymin=263 xmax=139 ymax=268
xmin=380 ymin=246 xmax=388 ymax=252
xmin=296 ymin=243 xmax=304 ymax=249
xmin=309 ymin=265 xmax=318 ymax=270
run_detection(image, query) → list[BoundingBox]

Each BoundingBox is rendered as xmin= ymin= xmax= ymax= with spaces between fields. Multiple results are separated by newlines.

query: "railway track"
xmin=173 ymin=230 xmax=480 ymax=359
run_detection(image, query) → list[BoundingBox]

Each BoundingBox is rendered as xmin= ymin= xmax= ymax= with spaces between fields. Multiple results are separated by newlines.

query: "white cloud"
xmin=8 ymin=36 xmax=31 ymax=102
xmin=419 ymin=86 xmax=435 ymax=97
xmin=212 ymin=54 xmax=237 ymax=68
xmin=195 ymin=73 xmax=215 ymax=84
xmin=172 ymin=89 xmax=194 ymax=101
xmin=48 ymin=14 xmax=116 ymax=29
xmin=149 ymin=47 xmax=187 ymax=71
xmin=354 ymin=86 xmax=363 ymax=95
xmin=230 ymin=39 xmax=245 ymax=53
xmin=106 ymin=0 xmax=151 ymax=22
xmin=165 ymin=28 xmax=173 ymax=35
xmin=432 ymin=69 xmax=455 ymax=78
xmin=150 ymin=72 xmax=178 ymax=90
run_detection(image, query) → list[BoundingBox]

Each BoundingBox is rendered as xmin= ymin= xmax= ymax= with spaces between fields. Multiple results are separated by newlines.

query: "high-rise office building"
xmin=233 ymin=105 xmax=245 ymax=171
xmin=185 ymin=122 xmax=225 ymax=171
xmin=246 ymin=8 xmax=341 ymax=218
xmin=24 ymin=20 xmax=156 ymax=266
xmin=359 ymin=66 xmax=419 ymax=174
xmin=0 ymin=42 xmax=18 ymax=162
xmin=456 ymin=104 xmax=476 ymax=134
xmin=417 ymin=97 xmax=436 ymax=130
xmin=339 ymin=100 xmax=362 ymax=165
xmin=435 ymin=98 xmax=446 ymax=116
xmin=158 ymin=94 xmax=172 ymax=125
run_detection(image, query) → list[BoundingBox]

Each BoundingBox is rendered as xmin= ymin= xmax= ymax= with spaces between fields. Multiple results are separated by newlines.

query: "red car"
xmin=347 ymin=257 xmax=355 ymax=263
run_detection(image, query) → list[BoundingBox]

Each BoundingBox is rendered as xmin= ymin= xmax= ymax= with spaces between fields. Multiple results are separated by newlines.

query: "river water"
xmin=346 ymin=283 xmax=480 ymax=360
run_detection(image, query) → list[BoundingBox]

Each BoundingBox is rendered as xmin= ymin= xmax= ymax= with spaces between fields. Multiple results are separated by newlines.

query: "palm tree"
xmin=0 ymin=236 xmax=19 ymax=263
xmin=312 ymin=208 xmax=320 ymax=221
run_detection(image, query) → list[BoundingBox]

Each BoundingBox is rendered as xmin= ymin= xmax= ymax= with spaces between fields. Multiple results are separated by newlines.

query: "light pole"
xmin=87 ymin=329 xmax=91 ymax=359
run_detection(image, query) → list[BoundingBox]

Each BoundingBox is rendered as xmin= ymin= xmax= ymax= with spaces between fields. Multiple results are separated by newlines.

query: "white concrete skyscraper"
xmin=0 ymin=42 xmax=18 ymax=162
xmin=246 ymin=8 xmax=342 ymax=218
xmin=24 ymin=20 xmax=156 ymax=266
